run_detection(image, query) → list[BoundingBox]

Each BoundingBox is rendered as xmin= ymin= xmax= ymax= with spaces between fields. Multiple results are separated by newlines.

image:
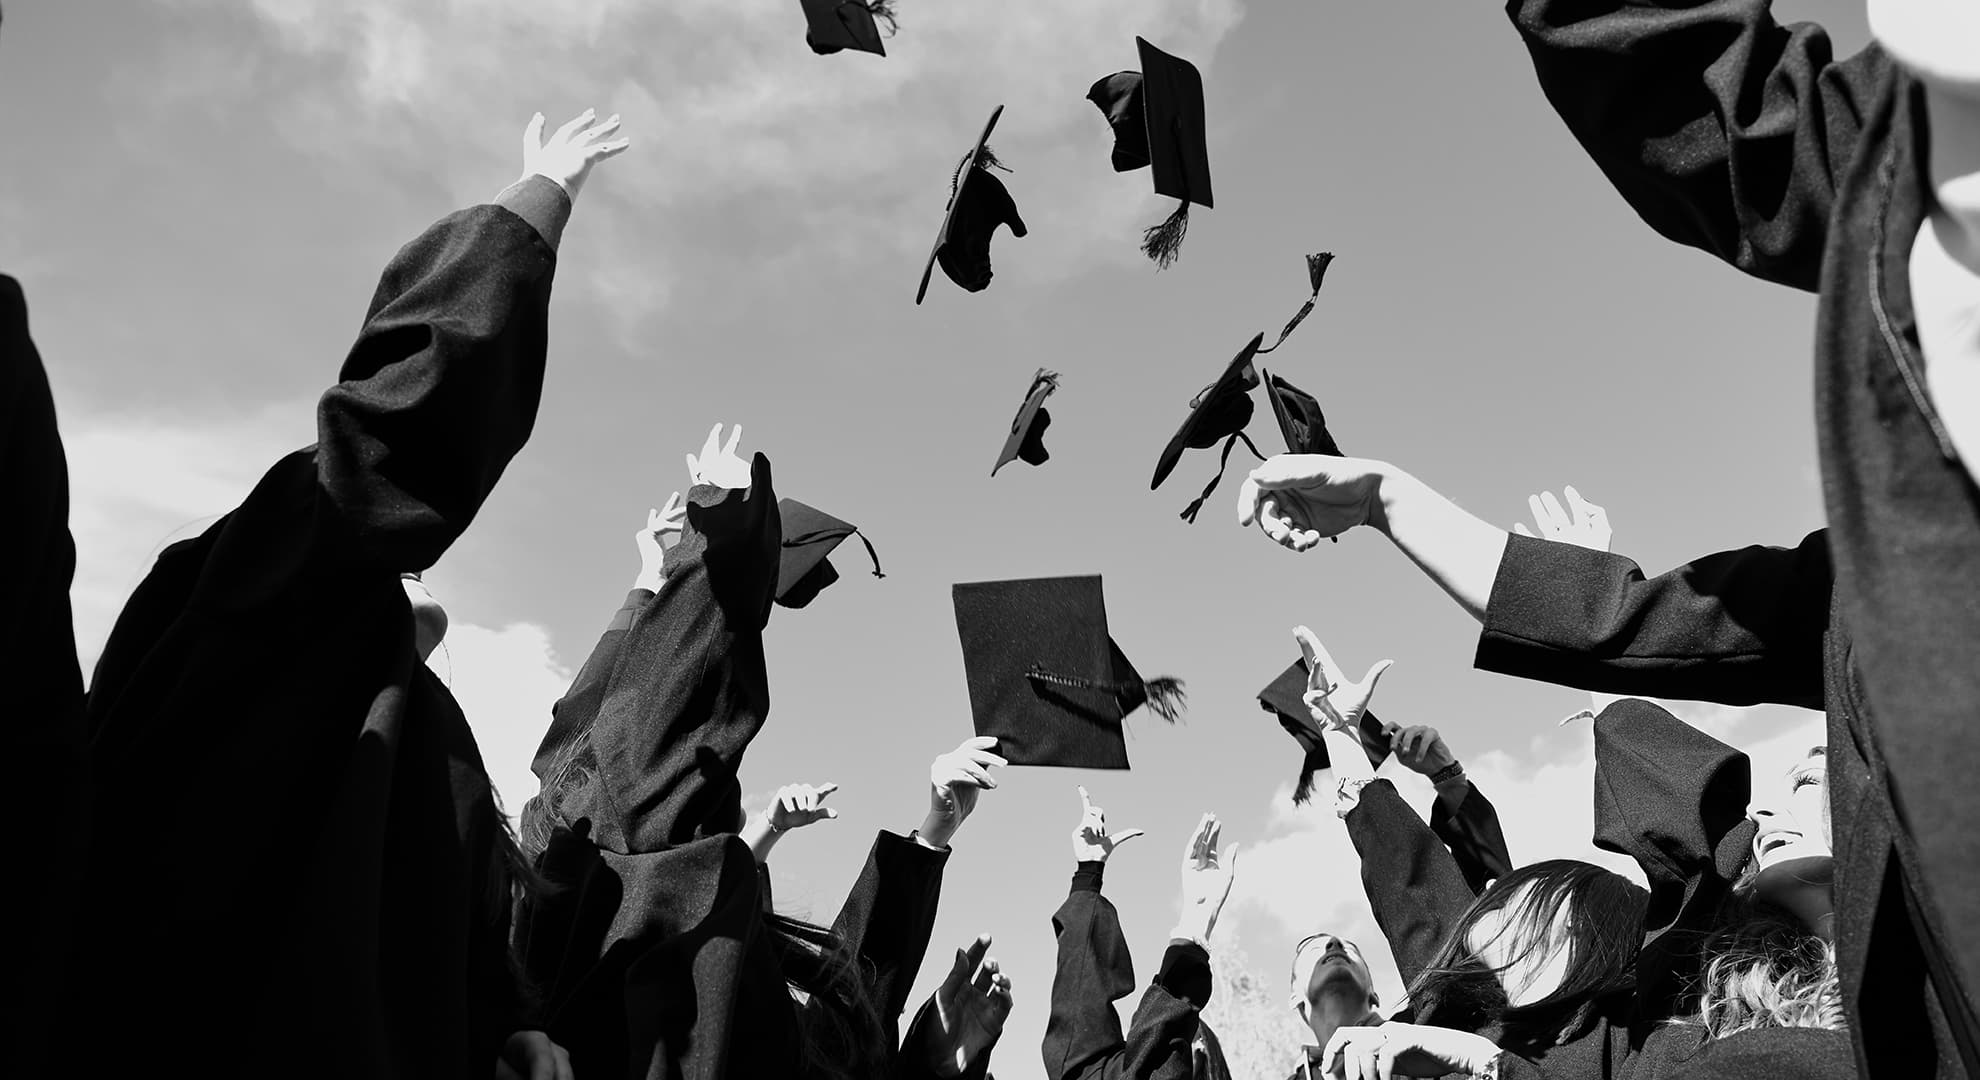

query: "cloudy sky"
xmin=7 ymin=0 xmax=1867 ymax=1073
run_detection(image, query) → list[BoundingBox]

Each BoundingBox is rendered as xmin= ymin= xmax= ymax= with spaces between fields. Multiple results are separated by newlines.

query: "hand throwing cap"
xmin=1256 ymin=658 xmax=1392 ymax=804
xmin=952 ymin=575 xmax=1184 ymax=769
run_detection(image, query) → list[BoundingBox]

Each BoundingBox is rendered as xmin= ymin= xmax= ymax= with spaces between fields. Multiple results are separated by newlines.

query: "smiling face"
xmin=1748 ymin=748 xmax=1836 ymax=928
xmin=1290 ymin=932 xmax=1375 ymax=1015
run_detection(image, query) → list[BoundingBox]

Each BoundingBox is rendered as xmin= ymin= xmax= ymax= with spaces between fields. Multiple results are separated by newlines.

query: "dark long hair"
xmin=1408 ymin=860 xmax=1646 ymax=1050
xmin=764 ymin=913 xmax=892 ymax=1080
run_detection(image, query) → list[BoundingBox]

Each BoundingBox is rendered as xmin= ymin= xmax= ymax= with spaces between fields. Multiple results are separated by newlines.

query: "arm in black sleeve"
xmin=1345 ymin=779 xmax=1480 ymax=991
xmin=830 ymin=830 xmax=952 ymax=1047
xmin=1042 ymin=866 xmax=1203 ymax=1080
xmin=520 ymin=586 xmax=653 ymax=853
xmin=1475 ymin=530 xmax=1831 ymax=710
xmin=1429 ymin=782 xmax=1514 ymax=896
xmin=1505 ymin=0 xmax=1889 ymax=290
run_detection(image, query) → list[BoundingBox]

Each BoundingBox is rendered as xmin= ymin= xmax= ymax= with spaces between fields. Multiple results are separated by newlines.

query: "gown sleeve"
xmin=829 ymin=830 xmax=952 ymax=1048
xmin=1430 ymin=781 xmax=1515 ymax=896
xmin=1503 ymin=0 xmax=1889 ymax=290
xmin=1041 ymin=866 xmax=1203 ymax=1080
xmin=1344 ymin=779 xmax=1480 ymax=991
xmin=520 ymin=586 xmax=652 ymax=850
xmin=1474 ymin=530 xmax=1831 ymax=710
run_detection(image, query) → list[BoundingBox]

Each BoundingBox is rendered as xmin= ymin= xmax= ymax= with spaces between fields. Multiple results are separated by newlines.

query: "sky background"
xmin=5 ymin=0 xmax=1869 ymax=1074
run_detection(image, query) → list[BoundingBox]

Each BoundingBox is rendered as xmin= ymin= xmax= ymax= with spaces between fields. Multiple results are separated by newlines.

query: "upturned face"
xmin=1465 ymin=879 xmax=1576 ymax=1007
xmin=401 ymin=573 xmax=449 ymax=660
xmin=1749 ymin=748 xmax=1835 ymax=909
xmin=1869 ymin=0 xmax=1980 ymax=94
xmin=1291 ymin=933 xmax=1375 ymax=1008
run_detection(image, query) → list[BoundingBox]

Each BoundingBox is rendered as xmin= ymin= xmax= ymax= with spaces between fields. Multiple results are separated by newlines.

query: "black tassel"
xmin=1180 ymin=431 xmax=1268 ymax=524
xmin=950 ymin=144 xmax=1012 ymax=199
xmin=1141 ymin=202 xmax=1190 ymax=269
xmin=1293 ymin=755 xmax=1321 ymax=806
xmin=976 ymin=144 xmax=1011 ymax=174
xmin=1138 ymin=676 xmax=1187 ymax=722
xmin=854 ymin=530 xmax=884 ymax=579
xmin=858 ymin=0 xmax=899 ymax=35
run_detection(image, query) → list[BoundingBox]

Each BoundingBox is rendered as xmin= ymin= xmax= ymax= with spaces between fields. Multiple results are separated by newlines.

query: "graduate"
xmin=1043 ymin=791 xmax=1237 ymax=1080
xmin=1357 ymin=0 xmax=1980 ymax=1070
xmin=57 ymin=109 xmax=627 ymax=1078
xmin=512 ymin=425 xmax=1009 ymax=1079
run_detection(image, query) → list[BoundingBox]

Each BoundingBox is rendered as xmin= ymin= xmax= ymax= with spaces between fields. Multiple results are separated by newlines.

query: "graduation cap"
xmin=1087 ymin=37 xmax=1214 ymax=269
xmin=1262 ymin=371 xmax=1342 ymax=457
xmin=776 ymin=499 xmax=883 ymax=609
xmin=916 ymin=105 xmax=1028 ymax=304
xmin=1152 ymin=332 xmax=1267 ymax=524
xmin=1257 ymin=659 xmax=1393 ymax=805
xmin=953 ymin=575 xmax=1184 ymax=769
xmin=992 ymin=368 xmax=1059 ymax=476
xmin=799 ymin=0 xmax=895 ymax=56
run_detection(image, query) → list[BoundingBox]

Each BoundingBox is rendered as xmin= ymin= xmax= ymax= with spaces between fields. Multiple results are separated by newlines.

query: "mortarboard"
xmin=917 ymin=105 xmax=1028 ymax=304
xmin=800 ymin=0 xmax=895 ymax=57
xmin=1086 ymin=37 xmax=1214 ymax=269
xmin=776 ymin=499 xmax=883 ymax=609
xmin=1257 ymin=659 xmax=1393 ymax=805
xmin=992 ymin=368 xmax=1060 ymax=476
xmin=1262 ymin=372 xmax=1343 ymax=457
xmin=1153 ymin=332 xmax=1267 ymax=524
xmin=952 ymin=575 xmax=1184 ymax=769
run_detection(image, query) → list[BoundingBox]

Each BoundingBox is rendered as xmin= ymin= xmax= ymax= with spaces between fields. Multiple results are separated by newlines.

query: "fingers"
xmin=684 ymin=453 xmax=699 ymax=482
xmin=970 ymin=955 xmax=997 ymax=993
xmin=553 ymin=1044 xmax=574 ymax=1080
xmin=1236 ymin=475 xmax=1263 ymax=527
xmin=585 ymin=137 xmax=632 ymax=163
xmin=724 ymin=423 xmax=743 ymax=456
xmin=1306 ymin=634 xmax=1349 ymax=689
xmin=1526 ymin=493 xmax=1548 ymax=534
xmin=552 ymin=107 xmax=597 ymax=144
xmin=699 ymin=422 xmax=724 ymax=462
xmin=1186 ymin=812 xmax=1216 ymax=864
xmin=579 ymin=113 xmax=622 ymax=143
xmin=816 ymin=782 xmax=839 ymax=801
xmin=1113 ymin=828 xmax=1145 ymax=846
xmin=1078 ymin=785 xmax=1093 ymax=816
xmin=523 ymin=112 xmax=545 ymax=153
xmin=1359 ymin=658 xmax=1394 ymax=697
xmin=1292 ymin=626 xmax=1331 ymax=694
xmin=1540 ymin=489 xmax=1568 ymax=531
xmin=1512 ymin=522 xmax=1534 ymax=538
xmin=1565 ymin=484 xmax=1595 ymax=519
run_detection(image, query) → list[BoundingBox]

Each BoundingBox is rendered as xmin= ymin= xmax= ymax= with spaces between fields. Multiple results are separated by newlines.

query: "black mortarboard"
xmin=1086 ymin=37 xmax=1213 ymax=269
xmin=952 ymin=575 xmax=1184 ymax=769
xmin=1262 ymin=371 xmax=1342 ymax=457
xmin=776 ymin=499 xmax=883 ymax=609
xmin=800 ymin=0 xmax=894 ymax=57
xmin=992 ymin=368 xmax=1059 ymax=476
xmin=1152 ymin=332 xmax=1266 ymax=523
xmin=916 ymin=105 xmax=1028 ymax=304
xmin=1256 ymin=658 xmax=1392 ymax=805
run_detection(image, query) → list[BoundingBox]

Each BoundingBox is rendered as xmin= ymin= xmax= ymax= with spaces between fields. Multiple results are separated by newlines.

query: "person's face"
xmin=1466 ymin=880 xmax=1574 ymax=1007
xmin=1868 ymin=0 xmax=1980 ymax=95
xmin=1291 ymin=933 xmax=1375 ymax=1011
xmin=401 ymin=573 xmax=449 ymax=659
xmin=1749 ymin=748 xmax=1835 ymax=925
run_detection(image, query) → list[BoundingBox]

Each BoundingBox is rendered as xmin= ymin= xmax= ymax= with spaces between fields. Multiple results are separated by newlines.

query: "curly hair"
xmin=1677 ymin=862 xmax=1844 ymax=1038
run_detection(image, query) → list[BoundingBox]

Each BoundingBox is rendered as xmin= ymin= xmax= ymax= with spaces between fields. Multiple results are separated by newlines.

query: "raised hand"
xmin=1172 ymin=812 xmax=1238 ymax=947
xmin=915 ymin=934 xmax=1014 ymax=1078
xmin=1391 ymin=725 xmax=1457 ymax=778
xmin=1293 ymin=625 xmax=1393 ymax=735
xmin=766 ymin=781 xmax=840 ymax=832
xmin=1235 ymin=455 xmax=1394 ymax=552
xmin=521 ymin=108 xmax=630 ymax=200
xmin=1322 ymin=1021 xmax=1502 ymax=1079
xmin=919 ymin=736 xmax=1007 ymax=849
xmin=684 ymin=423 xmax=753 ymax=491
xmin=1071 ymin=785 xmax=1146 ymax=863
xmin=495 ymin=1030 xmax=574 ymax=1080
xmin=1512 ymin=486 xmax=1611 ymax=552
xmin=633 ymin=492 xmax=686 ymax=591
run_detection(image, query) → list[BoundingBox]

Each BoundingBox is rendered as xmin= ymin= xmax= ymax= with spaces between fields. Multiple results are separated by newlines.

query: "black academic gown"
xmin=61 ymin=178 xmax=570 ymax=1078
xmin=3 ymin=275 xmax=88 ymax=1079
xmin=1475 ymin=530 xmax=1953 ymax=1077
xmin=1502 ymin=1 xmax=1980 ymax=1073
xmin=513 ymin=471 xmax=979 ymax=1079
xmin=1042 ymin=863 xmax=1214 ymax=1080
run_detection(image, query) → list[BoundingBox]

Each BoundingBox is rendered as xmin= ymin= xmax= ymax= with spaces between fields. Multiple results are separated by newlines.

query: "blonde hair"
xmin=1691 ymin=909 xmax=1844 ymax=1037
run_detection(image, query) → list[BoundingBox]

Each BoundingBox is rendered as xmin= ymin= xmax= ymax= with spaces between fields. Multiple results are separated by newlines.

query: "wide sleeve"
xmin=1042 ymin=868 xmax=1202 ymax=1080
xmin=830 ymin=830 xmax=952 ymax=1046
xmin=1429 ymin=782 xmax=1514 ymax=897
xmin=1344 ymin=779 xmax=1479 ymax=991
xmin=1474 ymin=530 xmax=1831 ymax=710
xmin=518 ymin=587 xmax=653 ymax=852
xmin=1505 ymin=0 xmax=1890 ymax=290
xmin=586 ymin=456 xmax=783 ymax=854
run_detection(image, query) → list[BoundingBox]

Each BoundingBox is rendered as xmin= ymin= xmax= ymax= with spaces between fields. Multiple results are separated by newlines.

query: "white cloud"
xmin=431 ymin=620 xmax=574 ymax=824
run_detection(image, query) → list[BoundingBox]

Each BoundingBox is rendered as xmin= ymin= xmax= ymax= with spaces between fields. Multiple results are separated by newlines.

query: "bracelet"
xmin=1429 ymin=762 xmax=1465 ymax=785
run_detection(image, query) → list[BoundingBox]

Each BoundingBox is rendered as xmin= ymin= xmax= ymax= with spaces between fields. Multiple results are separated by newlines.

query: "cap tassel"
xmin=1025 ymin=667 xmax=1188 ymax=722
xmin=1293 ymin=752 xmax=1323 ymax=806
xmin=1256 ymin=253 xmax=1334 ymax=355
xmin=1137 ymin=676 xmax=1187 ymax=723
xmin=1141 ymin=202 xmax=1190 ymax=270
xmin=1180 ymin=430 xmax=1268 ymax=524
xmin=854 ymin=530 xmax=885 ymax=580
xmin=856 ymin=0 xmax=899 ymax=35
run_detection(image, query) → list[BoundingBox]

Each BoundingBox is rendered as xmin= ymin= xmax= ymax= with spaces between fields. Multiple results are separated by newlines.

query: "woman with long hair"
xmin=512 ymin=426 xmax=1010 ymax=1079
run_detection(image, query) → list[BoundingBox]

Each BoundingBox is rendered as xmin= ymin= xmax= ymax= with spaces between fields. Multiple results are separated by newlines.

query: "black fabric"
xmin=1084 ymin=39 xmax=1212 ymax=266
xmin=1262 ymin=371 xmax=1343 ymax=457
xmin=993 ymin=367 xmax=1059 ymax=476
xmin=1504 ymin=3 xmax=1980 ymax=1072
xmin=801 ymin=0 xmax=888 ymax=56
xmin=1043 ymin=876 xmax=1215 ymax=1080
xmin=919 ymin=106 xmax=1026 ymax=303
xmin=776 ymin=497 xmax=882 ymax=609
xmin=1429 ymin=783 xmax=1515 ymax=896
xmin=1151 ymin=332 xmax=1263 ymax=493
xmin=953 ymin=575 xmax=1178 ymax=769
xmin=1086 ymin=72 xmax=1149 ymax=172
xmin=1626 ymin=1025 xmax=1858 ymax=1080
xmin=2 ymin=274 xmax=87 ymax=1079
xmin=520 ymin=586 xmax=650 ymax=854
xmin=1255 ymin=656 xmax=1391 ymax=804
xmin=64 ymin=188 xmax=566 ymax=1078
xmin=1342 ymin=779 xmax=1496 ymax=992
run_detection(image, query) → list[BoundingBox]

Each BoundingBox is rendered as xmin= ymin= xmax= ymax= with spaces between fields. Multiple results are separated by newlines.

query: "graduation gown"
xmin=1042 ymin=863 xmax=1215 ymax=1080
xmin=514 ymin=470 xmax=973 ymax=1078
xmin=2 ymin=274 xmax=88 ymax=1079
xmin=1476 ymin=530 xmax=1958 ymax=1076
xmin=1503 ymin=2 xmax=1980 ymax=1073
xmin=61 ymin=177 xmax=571 ymax=1077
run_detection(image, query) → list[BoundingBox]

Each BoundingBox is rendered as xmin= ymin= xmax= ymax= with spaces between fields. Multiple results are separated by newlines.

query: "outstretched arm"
xmin=1392 ymin=724 xmax=1515 ymax=896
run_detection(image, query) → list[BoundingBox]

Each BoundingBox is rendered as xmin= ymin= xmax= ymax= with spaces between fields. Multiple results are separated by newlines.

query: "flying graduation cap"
xmin=1154 ymin=253 xmax=1339 ymax=523
xmin=799 ymin=0 xmax=896 ymax=57
xmin=1256 ymin=658 xmax=1393 ymax=805
xmin=775 ymin=499 xmax=883 ymax=609
xmin=992 ymin=368 xmax=1060 ymax=476
xmin=1087 ymin=37 xmax=1214 ymax=269
xmin=916 ymin=106 xmax=1028 ymax=304
xmin=953 ymin=575 xmax=1185 ymax=769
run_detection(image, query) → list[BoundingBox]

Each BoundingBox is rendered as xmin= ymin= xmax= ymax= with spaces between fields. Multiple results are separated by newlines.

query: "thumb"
xmin=523 ymin=112 xmax=545 ymax=153
xmin=1114 ymin=828 xmax=1146 ymax=846
xmin=822 ymin=807 xmax=840 ymax=819
xmin=1512 ymin=522 xmax=1533 ymax=537
xmin=1358 ymin=659 xmax=1395 ymax=696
